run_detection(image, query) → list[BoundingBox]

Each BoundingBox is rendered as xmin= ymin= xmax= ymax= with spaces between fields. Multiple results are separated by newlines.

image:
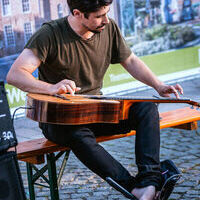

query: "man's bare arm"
xmin=121 ymin=53 xmax=183 ymax=98
xmin=6 ymin=49 xmax=80 ymax=95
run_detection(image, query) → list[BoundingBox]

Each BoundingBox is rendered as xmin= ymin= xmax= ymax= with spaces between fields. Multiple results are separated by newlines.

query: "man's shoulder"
xmin=106 ymin=18 xmax=120 ymax=32
xmin=109 ymin=18 xmax=117 ymax=24
xmin=42 ymin=17 xmax=66 ymax=29
xmin=40 ymin=17 xmax=69 ymax=39
xmin=108 ymin=18 xmax=117 ymax=27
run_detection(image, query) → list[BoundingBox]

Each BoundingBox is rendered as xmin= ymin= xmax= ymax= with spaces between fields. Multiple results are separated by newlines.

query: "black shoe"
xmin=106 ymin=160 xmax=181 ymax=200
xmin=158 ymin=160 xmax=182 ymax=200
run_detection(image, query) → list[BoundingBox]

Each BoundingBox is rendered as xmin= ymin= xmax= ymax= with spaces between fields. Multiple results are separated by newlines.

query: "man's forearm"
xmin=6 ymin=69 xmax=52 ymax=94
xmin=122 ymin=54 xmax=163 ymax=91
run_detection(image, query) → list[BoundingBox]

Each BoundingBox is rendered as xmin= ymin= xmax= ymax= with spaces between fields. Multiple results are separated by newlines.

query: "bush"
xmin=144 ymin=25 xmax=168 ymax=40
xmin=142 ymin=24 xmax=196 ymax=44
xmin=129 ymin=24 xmax=197 ymax=56
xmin=182 ymin=26 xmax=196 ymax=42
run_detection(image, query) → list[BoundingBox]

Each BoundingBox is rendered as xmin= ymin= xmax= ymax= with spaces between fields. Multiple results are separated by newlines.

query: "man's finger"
xmin=174 ymin=84 xmax=183 ymax=95
xmin=75 ymin=87 xmax=81 ymax=92
xmin=59 ymin=85 xmax=67 ymax=94
xmin=66 ymin=80 xmax=76 ymax=91
xmin=168 ymin=85 xmax=179 ymax=99
xmin=66 ymin=85 xmax=75 ymax=95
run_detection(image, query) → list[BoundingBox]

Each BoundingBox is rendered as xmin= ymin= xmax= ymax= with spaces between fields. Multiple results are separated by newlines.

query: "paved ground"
xmin=14 ymin=77 xmax=200 ymax=200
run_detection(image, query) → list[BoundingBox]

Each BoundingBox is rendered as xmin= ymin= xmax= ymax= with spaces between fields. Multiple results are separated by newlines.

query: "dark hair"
xmin=67 ymin=0 xmax=113 ymax=17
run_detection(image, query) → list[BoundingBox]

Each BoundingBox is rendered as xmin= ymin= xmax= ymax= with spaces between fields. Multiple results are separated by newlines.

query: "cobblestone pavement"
xmin=15 ymin=77 xmax=200 ymax=200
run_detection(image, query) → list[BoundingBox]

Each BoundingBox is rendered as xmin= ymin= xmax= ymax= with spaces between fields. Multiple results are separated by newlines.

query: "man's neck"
xmin=68 ymin=15 xmax=94 ymax=40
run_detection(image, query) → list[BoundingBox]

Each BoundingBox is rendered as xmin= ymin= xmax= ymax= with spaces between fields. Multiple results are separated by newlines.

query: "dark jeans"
xmin=41 ymin=102 xmax=162 ymax=192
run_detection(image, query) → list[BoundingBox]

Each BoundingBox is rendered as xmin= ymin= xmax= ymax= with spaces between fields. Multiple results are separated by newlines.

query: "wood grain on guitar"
xmin=26 ymin=93 xmax=200 ymax=125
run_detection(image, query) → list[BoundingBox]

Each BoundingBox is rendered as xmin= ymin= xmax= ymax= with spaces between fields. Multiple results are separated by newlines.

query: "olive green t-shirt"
xmin=25 ymin=17 xmax=132 ymax=94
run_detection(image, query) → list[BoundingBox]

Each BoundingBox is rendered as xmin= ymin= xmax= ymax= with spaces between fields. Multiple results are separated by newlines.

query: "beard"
xmin=82 ymin=23 xmax=106 ymax=34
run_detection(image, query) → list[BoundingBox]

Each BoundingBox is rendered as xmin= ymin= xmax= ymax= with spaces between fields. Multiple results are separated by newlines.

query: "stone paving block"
xmin=87 ymin=197 xmax=105 ymax=200
xmin=170 ymin=193 xmax=182 ymax=199
xmin=71 ymin=193 xmax=90 ymax=199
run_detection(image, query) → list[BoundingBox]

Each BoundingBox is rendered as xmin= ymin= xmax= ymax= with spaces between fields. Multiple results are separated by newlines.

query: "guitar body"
xmin=26 ymin=93 xmax=199 ymax=125
xmin=26 ymin=93 xmax=122 ymax=125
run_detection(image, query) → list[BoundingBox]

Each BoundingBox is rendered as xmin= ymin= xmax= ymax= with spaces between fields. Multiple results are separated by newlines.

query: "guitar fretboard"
xmin=53 ymin=94 xmax=200 ymax=107
xmin=87 ymin=95 xmax=191 ymax=101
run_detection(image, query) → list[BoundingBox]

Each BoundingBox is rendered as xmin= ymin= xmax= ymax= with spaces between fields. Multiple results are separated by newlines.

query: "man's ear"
xmin=73 ymin=9 xmax=83 ymax=19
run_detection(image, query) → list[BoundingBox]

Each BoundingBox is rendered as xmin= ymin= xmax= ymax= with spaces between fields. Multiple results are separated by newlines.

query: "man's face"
xmin=81 ymin=6 xmax=110 ymax=33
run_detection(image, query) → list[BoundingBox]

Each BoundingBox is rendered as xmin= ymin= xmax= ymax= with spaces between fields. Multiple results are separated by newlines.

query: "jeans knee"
xmin=143 ymin=102 xmax=158 ymax=114
xmin=130 ymin=102 xmax=159 ymax=122
xmin=70 ymin=127 xmax=96 ymax=146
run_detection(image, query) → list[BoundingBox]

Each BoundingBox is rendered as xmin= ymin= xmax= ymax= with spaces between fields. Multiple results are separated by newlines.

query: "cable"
xmin=11 ymin=106 xmax=34 ymax=153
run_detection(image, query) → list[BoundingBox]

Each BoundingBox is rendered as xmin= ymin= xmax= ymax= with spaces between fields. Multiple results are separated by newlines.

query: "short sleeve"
xmin=24 ymin=24 xmax=55 ymax=63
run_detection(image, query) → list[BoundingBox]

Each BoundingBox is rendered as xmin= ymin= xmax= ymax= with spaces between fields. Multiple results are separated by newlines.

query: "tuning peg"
xmin=191 ymin=105 xmax=194 ymax=109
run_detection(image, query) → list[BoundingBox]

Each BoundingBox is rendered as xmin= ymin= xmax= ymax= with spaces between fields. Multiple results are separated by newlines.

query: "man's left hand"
xmin=156 ymin=84 xmax=183 ymax=99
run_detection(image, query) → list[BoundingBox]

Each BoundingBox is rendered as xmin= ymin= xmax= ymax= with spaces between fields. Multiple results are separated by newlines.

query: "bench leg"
xmin=26 ymin=163 xmax=35 ymax=200
xmin=25 ymin=150 xmax=70 ymax=200
xmin=57 ymin=150 xmax=70 ymax=185
xmin=47 ymin=153 xmax=60 ymax=200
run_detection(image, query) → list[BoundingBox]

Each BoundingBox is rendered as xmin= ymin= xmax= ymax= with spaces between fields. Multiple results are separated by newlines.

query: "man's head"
xmin=67 ymin=0 xmax=113 ymax=18
xmin=67 ymin=0 xmax=113 ymax=34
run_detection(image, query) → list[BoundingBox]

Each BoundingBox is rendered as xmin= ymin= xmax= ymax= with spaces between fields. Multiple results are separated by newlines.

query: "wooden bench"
xmin=12 ymin=107 xmax=200 ymax=200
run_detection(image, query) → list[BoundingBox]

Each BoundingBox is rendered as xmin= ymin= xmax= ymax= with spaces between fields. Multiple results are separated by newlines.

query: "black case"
xmin=0 ymin=151 xmax=26 ymax=200
xmin=0 ymin=81 xmax=17 ymax=152
xmin=0 ymin=81 xmax=26 ymax=200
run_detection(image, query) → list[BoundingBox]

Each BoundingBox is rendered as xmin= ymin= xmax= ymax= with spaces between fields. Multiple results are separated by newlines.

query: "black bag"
xmin=0 ymin=81 xmax=17 ymax=152
xmin=0 ymin=81 xmax=26 ymax=200
xmin=0 ymin=151 xmax=26 ymax=200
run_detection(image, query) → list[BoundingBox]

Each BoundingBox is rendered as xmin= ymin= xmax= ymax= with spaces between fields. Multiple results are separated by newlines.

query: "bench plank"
xmin=16 ymin=138 xmax=69 ymax=160
xmin=20 ymin=155 xmax=45 ymax=164
xmin=159 ymin=107 xmax=200 ymax=128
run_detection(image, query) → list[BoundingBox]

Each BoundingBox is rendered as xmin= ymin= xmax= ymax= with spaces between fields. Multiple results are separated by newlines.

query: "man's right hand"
xmin=50 ymin=79 xmax=81 ymax=95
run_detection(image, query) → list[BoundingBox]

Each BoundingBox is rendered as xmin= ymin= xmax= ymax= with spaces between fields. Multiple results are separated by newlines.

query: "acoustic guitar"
xmin=26 ymin=93 xmax=200 ymax=125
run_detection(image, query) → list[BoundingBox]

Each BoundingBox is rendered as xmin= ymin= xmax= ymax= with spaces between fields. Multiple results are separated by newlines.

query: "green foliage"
xmin=182 ymin=27 xmax=196 ymax=42
xmin=143 ymin=24 xmax=196 ymax=43
xmin=134 ymin=0 xmax=146 ymax=9
xmin=168 ymin=26 xmax=195 ymax=42
xmin=144 ymin=25 xmax=168 ymax=40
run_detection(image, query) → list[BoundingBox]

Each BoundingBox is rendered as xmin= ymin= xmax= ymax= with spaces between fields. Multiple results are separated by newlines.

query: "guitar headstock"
xmin=188 ymin=99 xmax=200 ymax=109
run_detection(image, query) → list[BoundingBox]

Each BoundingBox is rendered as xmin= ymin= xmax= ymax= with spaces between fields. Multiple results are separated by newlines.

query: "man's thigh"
xmin=87 ymin=120 xmax=132 ymax=137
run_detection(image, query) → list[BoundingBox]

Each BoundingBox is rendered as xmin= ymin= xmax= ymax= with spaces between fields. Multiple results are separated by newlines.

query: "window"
xmin=22 ymin=0 xmax=30 ymax=13
xmin=2 ymin=0 xmax=11 ymax=16
xmin=24 ymin=22 xmax=32 ymax=43
xmin=4 ymin=25 xmax=15 ymax=46
xmin=57 ymin=4 xmax=63 ymax=18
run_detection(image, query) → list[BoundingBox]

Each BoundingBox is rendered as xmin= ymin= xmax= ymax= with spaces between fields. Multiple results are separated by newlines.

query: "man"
xmin=6 ymin=0 xmax=183 ymax=199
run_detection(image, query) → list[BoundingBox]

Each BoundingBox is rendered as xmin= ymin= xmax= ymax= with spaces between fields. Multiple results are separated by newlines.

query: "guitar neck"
xmin=86 ymin=95 xmax=200 ymax=107
xmin=54 ymin=94 xmax=200 ymax=107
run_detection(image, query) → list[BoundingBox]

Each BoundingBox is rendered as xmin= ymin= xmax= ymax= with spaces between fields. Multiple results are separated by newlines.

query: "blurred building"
xmin=0 ymin=0 xmax=71 ymax=57
xmin=0 ymin=0 xmax=122 ymax=57
xmin=161 ymin=0 xmax=199 ymax=24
